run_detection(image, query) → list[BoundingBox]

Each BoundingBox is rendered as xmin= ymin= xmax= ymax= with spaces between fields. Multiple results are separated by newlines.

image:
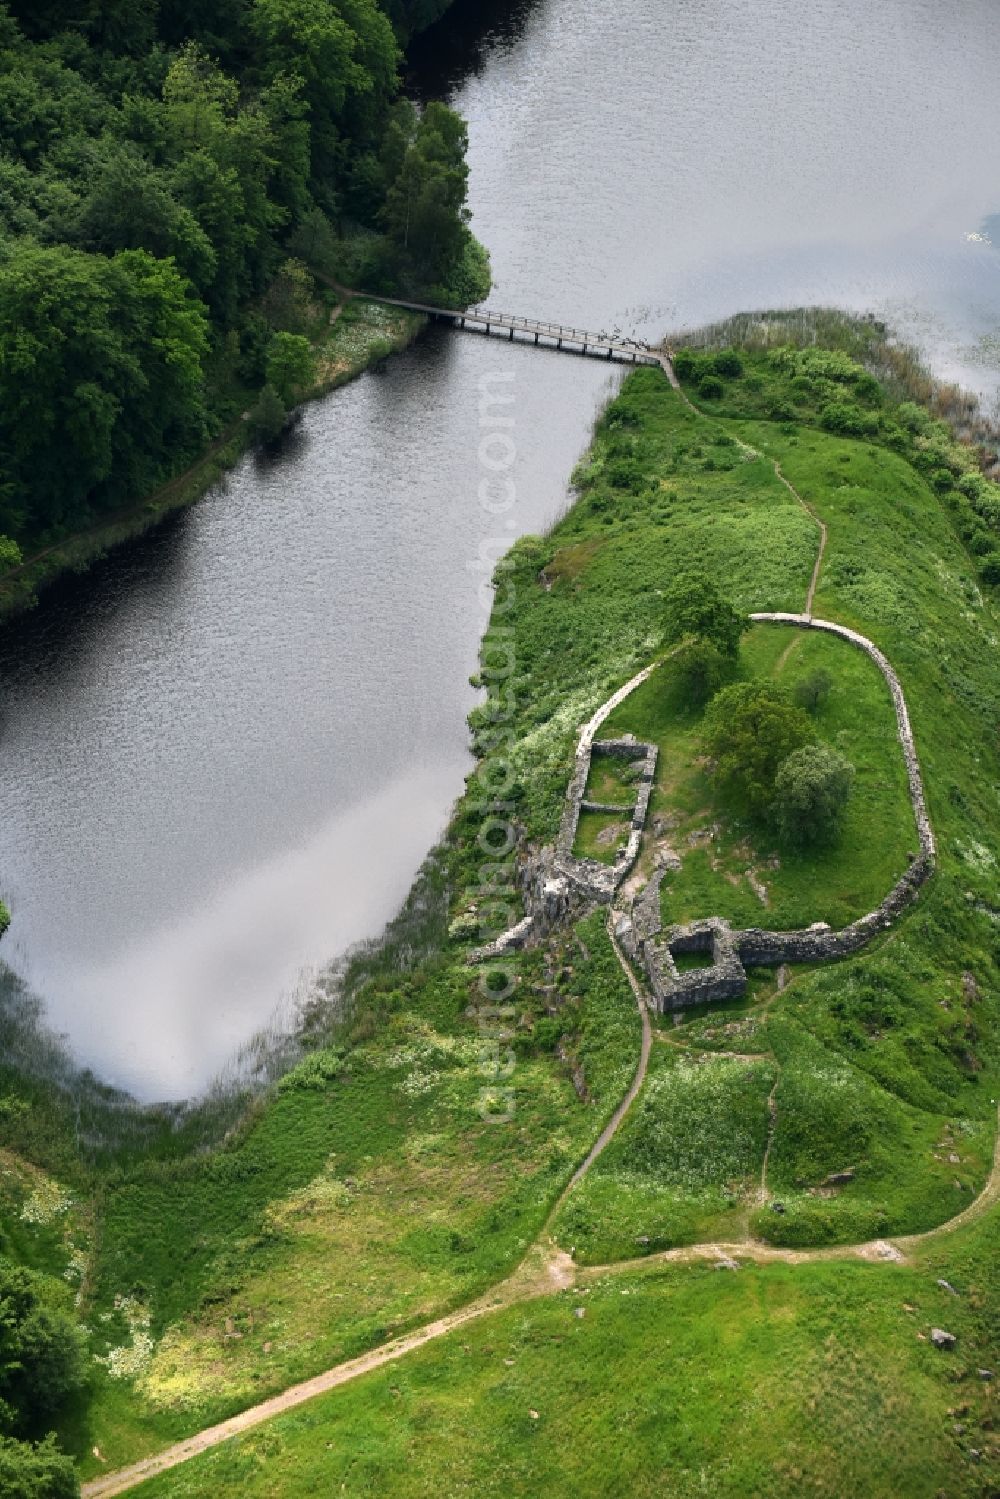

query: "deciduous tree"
xmin=771 ymin=742 xmax=855 ymax=847
xmin=704 ymin=682 xmax=815 ymax=814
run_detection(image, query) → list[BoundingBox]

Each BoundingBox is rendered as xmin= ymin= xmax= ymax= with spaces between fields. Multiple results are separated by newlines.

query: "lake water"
xmin=3 ymin=0 xmax=1000 ymax=1098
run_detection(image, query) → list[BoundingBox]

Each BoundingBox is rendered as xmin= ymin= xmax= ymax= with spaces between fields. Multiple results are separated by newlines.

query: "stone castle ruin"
xmin=471 ymin=613 xmax=935 ymax=1009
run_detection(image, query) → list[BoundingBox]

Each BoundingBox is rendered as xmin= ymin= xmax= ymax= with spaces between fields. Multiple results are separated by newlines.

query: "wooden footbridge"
xmin=370 ymin=292 xmax=661 ymax=366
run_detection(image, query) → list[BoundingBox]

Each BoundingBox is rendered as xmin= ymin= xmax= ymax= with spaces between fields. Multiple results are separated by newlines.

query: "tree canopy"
xmin=661 ymin=570 xmax=745 ymax=659
xmin=0 ymin=0 xmax=488 ymax=559
xmin=771 ymin=742 xmax=855 ymax=848
xmin=704 ymin=681 xmax=815 ymax=814
xmin=0 ymin=1434 xmax=78 ymax=1499
xmin=0 ymin=1257 xmax=86 ymax=1497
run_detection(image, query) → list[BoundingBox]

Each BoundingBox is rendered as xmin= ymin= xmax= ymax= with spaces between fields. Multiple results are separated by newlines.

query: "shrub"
xmin=819 ymin=401 xmax=878 ymax=437
xmin=277 ymin=1048 xmax=344 ymax=1093
xmin=771 ymin=743 xmax=855 ymax=848
xmin=896 ymin=400 xmax=931 ymax=434
xmin=978 ymin=551 xmax=1000 ymax=586
xmin=261 ymin=259 xmax=317 ymax=335
xmin=852 ymin=371 xmax=882 ymax=405
xmin=248 ymin=384 xmax=287 ymax=443
xmin=672 ymin=348 xmax=701 ymax=380
xmin=265 ymin=331 xmax=314 ymax=407
xmin=792 ymin=668 xmax=833 ymax=713
xmin=698 ymin=374 xmax=725 ymax=400
xmin=712 ymin=349 xmax=744 ymax=378
xmin=606 ymin=457 xmax=645 ymax=492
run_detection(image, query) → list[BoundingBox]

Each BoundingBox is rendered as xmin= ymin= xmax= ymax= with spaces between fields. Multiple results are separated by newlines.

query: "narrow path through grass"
xmin=79 ymin=914 xmax=1000 ymax=1499
xmin=658 ymin=351 xmax=827 ymax=614
xmin=78 ymin=359 xmax=990 ymax=1496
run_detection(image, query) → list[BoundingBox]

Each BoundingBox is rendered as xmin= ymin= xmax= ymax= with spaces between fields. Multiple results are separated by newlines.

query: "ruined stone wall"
xmin=473 ymin=614 xmax=935 ymax=983
xmin=750 ymin=612 xmax=935 ymax=861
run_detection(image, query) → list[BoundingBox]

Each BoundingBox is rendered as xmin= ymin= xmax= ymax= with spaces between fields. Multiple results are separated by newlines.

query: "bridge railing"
xmin=455 ymin=307 xmax=650 ymax=349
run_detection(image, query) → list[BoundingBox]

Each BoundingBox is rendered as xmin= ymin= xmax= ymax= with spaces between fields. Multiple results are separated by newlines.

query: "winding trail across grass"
xmin=658 ymin=352 xmax=827 ymax=614
xmin=78 ymin=363 xmax=972 ymax=1498
xmin=80 ymin=1076 xmax=1000 ymax=1499
xmin=562 ymin=919 xmax=653 ymax=1195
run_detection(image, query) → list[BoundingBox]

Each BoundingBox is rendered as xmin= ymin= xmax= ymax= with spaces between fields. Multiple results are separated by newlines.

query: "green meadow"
xmin=2 ymin=324 xmax=1000 ymax=1493
xmin=131 ymin=1211 xmax=1000 ymax=1499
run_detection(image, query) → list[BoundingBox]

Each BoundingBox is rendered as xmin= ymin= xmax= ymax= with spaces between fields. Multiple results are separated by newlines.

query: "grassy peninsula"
xmin=2 ymin=315 xmax=1000 ymax=1496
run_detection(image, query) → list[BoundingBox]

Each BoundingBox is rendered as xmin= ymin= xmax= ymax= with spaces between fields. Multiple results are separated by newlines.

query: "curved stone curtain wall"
xmin=472 ymin=614 xmax=935 ymax=987
xmin=750 ymin=613 xmax=934 ymax=861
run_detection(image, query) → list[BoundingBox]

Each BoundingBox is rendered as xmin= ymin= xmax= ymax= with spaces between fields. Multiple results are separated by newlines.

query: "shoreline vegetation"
xmin=0 ymin=0 xmax=491 ymax=622
xmin=0 ymin=290 xmax=427 ymax=619
xmin=2 ymin=306 xmax=1000 ymax=1495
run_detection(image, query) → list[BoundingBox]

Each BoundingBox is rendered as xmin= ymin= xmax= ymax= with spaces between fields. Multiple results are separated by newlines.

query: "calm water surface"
xmin=3 ymin=0 xmax=1000 ymax=1097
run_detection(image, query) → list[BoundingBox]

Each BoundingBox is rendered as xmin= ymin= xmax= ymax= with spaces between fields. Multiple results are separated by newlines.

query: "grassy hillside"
xmin=130 ymin=1210 xmax=1000 ymax=1499
xmin=3 ymin=322 xmax=1000 ymax=1493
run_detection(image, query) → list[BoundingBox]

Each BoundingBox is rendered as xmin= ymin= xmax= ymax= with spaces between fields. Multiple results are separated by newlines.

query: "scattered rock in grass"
xmin=824 ymin=1169 xmax=855 ymax=1186
xmin=714 ymin=1256 xmax=741 ymax=1271
xmin=636 ymin=1235 xmax=650 ymax=1247
xmin=574 ymin=1307 xmax=586 ymax=1319
xmin=776 ymin=964 xmax=790 ymax=991
xmin=655 ymin=846 xmax=682 ymax=871
xmin=871 ymin=1241 xmax=903 ymax=1262
xmin=771 ymin=1202 xmax=786 ymax=1214
xmin=977 ymin=1369 xmax=994 ymax=1381
xmin=930 ymin=1328 xmax=957 ymax=1350
xmin=746 ymin=869 xmax=769 ymax=905
xmin=962 ymin=971 xmax=980 ymax=1003
xmin=529 ymin=1410 xmax=540 ymax=1420
xmin=504 ymin=1358 xmax=515 ymax=1366
xmin=948 ymin=1153 xmax=961 ymax=1165
xmin=937 ymin=1279 xmax=960 ymax=1296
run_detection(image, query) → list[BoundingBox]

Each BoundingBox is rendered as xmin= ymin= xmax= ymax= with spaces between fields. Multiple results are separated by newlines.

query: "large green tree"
xmin=0 ymin=1258 xmax=86 ymax=1428
xmin=0 ymin=243 xmax=209 ymax=531
xmin=250 ymin=0 xmax=398 ymax=183
xmin=383 ymin=100 xmax=471 ymax=280
xmin=0 ymin=1435 xmax=78 ymax=1499
xmin=771 ymin=743 xmax=855 ymax=848
xmin=661 ymin=569 xmax=745 ymax=659
xmin=704 ymin=681 xmax=815 ymax=814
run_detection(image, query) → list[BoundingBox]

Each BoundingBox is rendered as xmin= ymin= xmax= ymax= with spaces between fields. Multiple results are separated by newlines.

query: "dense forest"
xmin=0 ymin=0 xmax=487 ymax=564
